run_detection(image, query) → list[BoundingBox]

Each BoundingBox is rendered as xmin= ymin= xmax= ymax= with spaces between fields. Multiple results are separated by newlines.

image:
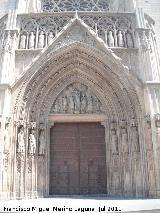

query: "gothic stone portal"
xmin=50 ymin=123 xmax=107 ymax=195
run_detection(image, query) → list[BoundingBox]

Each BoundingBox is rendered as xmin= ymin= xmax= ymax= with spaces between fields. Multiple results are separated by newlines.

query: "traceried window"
xmin=42 ymin=0 xmax=110 ymax=12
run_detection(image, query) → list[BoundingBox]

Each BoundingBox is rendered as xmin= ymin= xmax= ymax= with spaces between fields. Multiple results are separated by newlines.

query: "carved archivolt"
xmin=14 ymin=42 xmax=141 ymax=124
xmin=50 ymin=83 xmax=104 ymax=114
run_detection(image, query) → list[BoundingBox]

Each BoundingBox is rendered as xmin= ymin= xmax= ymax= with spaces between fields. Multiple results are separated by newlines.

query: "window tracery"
xmin=42 ymin=0 xmax=110 ymax=12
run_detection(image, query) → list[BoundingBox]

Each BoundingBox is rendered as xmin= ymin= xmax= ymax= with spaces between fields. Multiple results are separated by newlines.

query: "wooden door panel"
xmin=50 ymin=122 xmax=107 ymax=195
xmin=79 ymin=123 xmax=107 ymax=195
xmin=50 ymin=123 xmax=79 ymax=195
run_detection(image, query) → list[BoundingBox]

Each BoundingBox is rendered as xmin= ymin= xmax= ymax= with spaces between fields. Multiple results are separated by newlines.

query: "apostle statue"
xmin=111 ymin=129 xmax=119 ymax=155
xmin=28 ymin=129 xmax=36 ymax=155
xmin=17 ymin=127 xmax=25 ymax=153
xmin=132 ymin=126 xmax=140 ymax=152
xmin=121 ymin=128 xmax=129 ymax=153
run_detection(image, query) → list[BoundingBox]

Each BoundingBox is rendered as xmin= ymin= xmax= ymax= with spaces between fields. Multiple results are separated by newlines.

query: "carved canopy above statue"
xmin=50 ymin=83 xmax=104 ymax=114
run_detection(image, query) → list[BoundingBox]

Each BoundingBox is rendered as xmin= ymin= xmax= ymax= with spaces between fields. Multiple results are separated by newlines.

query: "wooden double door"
xmin=50 ymin=122 xmax=107 ymax=195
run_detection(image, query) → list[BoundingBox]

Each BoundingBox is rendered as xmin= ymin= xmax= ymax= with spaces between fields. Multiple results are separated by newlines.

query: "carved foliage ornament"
xmin=50 ymin=83 xmax=104 ymax=114
xmin=42 ymin=0 xmax=110 ymax=12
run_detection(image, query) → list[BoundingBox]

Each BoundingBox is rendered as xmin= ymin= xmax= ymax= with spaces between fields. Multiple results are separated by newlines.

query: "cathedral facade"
xmin=0 ymin=0 xmax=160 ymax=200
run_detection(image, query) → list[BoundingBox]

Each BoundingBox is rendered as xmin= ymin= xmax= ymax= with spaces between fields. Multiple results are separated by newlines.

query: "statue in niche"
xmin=126 ymin=32 xmax=134 ymax=48
xmin=111 ymin=129 xmax=119 ymax=155
xmin=38 ymin=31 xmax=45 ymax=48
xmin=121 ymin=128 xmax=129 ymax=153
xmin=17 ymin=127 xmax=25 ymax=153
xmin=132 ymin=126 xmax=140 ymax=152
xmin=19 ymin=34 xmax=27 ymax=49
xmin=117 ymin=31 xmax=124 ymax=47
xmin=108 ymin=31 xmax=114 ymax=47
xmin=28 ymin=129 xmax=36 ymax=155
xmin=48 ymin=31 xmax=54 ymax=45
xmin=73 ymin=89 xmax=81 ymax=113
xmin=81 ymin=93 xmax=88 ymax=113
xmin=39 ymin=129 xmax=45 ymax=155
xmin=28 ymin=32 xmax=35 ymax=49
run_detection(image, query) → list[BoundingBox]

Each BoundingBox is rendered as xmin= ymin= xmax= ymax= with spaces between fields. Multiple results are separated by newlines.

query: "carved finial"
xmin=74 ymin=10 xmax=79 ymax=19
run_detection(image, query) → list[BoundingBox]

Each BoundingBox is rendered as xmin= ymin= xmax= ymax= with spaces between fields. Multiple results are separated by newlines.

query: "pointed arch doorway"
xmin=49 ymin=121 xmax=107 ymax=195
